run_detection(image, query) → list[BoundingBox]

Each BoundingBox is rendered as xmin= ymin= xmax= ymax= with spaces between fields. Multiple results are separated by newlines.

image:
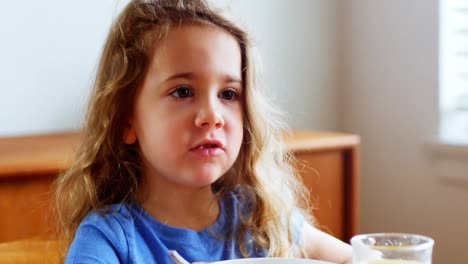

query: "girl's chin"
xmin=171 ymin=164 xmax=230 ymax=188
xmin=189 ymin=175 xmax=223 ymax=187
xmin=185 ymin=171 xmax=225 ymax=187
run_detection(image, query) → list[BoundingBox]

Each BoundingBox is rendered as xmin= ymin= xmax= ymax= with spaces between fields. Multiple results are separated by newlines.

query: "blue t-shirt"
xmin=66 ymin=192 xmax=303 ymax=264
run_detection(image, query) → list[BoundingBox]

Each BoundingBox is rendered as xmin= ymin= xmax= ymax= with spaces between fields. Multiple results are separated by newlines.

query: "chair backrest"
xmin=0 ymin=237 xmax=61 ymax=264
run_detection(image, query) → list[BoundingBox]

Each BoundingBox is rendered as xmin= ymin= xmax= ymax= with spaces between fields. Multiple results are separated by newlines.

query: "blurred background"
xmin=1 ymin=0 xmax=467 ymax=263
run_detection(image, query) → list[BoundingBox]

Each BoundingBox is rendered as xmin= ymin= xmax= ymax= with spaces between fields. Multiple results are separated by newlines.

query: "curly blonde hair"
xmin=54 ymin=0 xmax=312 ymax=258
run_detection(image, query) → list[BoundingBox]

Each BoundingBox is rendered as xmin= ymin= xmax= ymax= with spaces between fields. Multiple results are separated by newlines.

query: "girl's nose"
xmin=194 ymin=103 xmax=225 ymax=129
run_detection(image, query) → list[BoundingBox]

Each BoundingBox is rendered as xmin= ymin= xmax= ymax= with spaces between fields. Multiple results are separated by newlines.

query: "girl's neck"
xmin=137 ymin=176 xmax=220 ymax=231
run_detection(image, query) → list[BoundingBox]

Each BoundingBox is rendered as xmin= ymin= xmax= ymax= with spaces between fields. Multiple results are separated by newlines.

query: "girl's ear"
xmin=123 ymin=119 xmax=137 ymax=145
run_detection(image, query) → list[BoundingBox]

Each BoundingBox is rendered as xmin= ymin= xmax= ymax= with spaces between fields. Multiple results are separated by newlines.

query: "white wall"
xmin=339 ymin=0 xmax=467 ymax=263
xmin=0 ymin=0 xmax=132 ymax=137
xmin=0 ymin=0 xmax=338 ymax=137
xmin=216 ymin=0 xmax=339 ymax=130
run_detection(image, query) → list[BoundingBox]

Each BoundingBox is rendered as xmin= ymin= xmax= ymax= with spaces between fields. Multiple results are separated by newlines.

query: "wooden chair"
xmin=0 ymin=237 xmax=61 ymax=264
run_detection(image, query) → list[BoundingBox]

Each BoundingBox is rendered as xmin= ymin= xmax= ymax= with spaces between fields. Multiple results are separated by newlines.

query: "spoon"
xmin=169 ymin=250 xmax=190 ymax=264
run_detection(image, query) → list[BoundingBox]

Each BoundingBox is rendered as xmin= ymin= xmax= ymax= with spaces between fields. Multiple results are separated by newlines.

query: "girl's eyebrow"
xmin=164 ymin=72 xmax=195 ymax=82
xmin=225 ymin=75 xmax=243 ymax=84
xmin=163 ymin=72 xmax=242 ymax=84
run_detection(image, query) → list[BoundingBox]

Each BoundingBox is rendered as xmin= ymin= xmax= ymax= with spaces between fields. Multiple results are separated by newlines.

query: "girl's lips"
xmin=190 ymin=139 xmax=225 ymax=150
xmin=189 ymin=138 xmax=225 ymax=157
xmin=190 ymin=146 xmax=224 ymax=157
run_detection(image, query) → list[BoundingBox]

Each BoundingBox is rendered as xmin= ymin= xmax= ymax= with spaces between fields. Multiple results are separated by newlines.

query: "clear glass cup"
xmin=350 ymin=233 xmax=434 ymax=264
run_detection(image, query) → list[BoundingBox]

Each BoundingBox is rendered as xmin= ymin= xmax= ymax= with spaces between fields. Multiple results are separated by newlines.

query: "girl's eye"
xmin=220 ymin=89 xmax=238 ymax=101
xmin=171 ymin=86 xmax=193 ymax=98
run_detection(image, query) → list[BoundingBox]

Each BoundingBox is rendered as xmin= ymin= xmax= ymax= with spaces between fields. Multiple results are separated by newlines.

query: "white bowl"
xmin=211 ymin=258 xmax=334 ymax=264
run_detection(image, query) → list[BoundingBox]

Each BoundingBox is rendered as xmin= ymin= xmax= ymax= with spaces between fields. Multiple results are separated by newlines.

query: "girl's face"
xmin=126 ymin=24 xmax=244 ymax=190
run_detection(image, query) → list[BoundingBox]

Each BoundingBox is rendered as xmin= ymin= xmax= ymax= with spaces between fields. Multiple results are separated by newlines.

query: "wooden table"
xmin=0 ymin=130 xmax=360 ymax=245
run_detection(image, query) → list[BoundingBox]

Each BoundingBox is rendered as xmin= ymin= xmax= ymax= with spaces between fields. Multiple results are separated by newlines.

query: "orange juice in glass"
xmin=350 ymin=233 xmax=434 ymax=264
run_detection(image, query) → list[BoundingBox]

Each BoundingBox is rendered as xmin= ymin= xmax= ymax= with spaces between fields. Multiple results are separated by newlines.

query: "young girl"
xmin=54 ymin=0 xmax=352 ymax=263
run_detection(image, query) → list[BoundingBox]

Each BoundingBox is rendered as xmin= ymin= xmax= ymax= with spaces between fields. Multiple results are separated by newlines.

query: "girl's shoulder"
xmin=77 ymin=203 xmax=136 ymax=239
xmin=67 ymin=203 xmax=135 ymax=263
xmin=81 ymin=203 xmax=133 ymax=224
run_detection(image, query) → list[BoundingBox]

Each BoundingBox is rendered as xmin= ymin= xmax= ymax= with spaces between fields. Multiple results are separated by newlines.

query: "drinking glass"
xmin=350 ymin=233 xmax=434 ymax=264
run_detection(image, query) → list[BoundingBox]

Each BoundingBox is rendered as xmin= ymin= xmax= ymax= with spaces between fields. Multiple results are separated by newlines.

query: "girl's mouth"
xmin=190 ymin=140 xmax=224 ymax=157
xmin=190 ymin=146 xmax=223 ymax=157
xmin=196 ymin=144 xmax=218 ymax=149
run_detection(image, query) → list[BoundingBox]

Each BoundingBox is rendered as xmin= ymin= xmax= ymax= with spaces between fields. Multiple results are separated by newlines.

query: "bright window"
xmin=439 ymin=0 xmax=468 ymax=143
